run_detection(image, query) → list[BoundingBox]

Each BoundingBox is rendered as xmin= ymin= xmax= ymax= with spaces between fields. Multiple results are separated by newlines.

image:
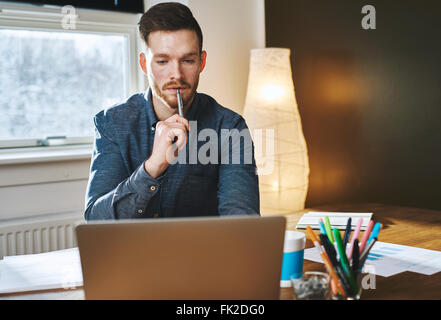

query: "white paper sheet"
xmin=304 ymin=241 xmax=441 ymax=277
xmin=296 ymin=212 xmax=373 ymax=230
xmin=0 ymin=248 xmax=83 ymax=294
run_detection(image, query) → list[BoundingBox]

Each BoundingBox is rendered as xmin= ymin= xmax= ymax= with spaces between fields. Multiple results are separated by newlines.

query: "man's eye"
xmin=183 ymin=59 xmax=195 ymax=64
xmin=156 ymin=60 xmax=167 ymax=65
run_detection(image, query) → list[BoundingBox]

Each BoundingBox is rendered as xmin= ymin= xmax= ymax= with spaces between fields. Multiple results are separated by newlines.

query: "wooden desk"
xmin=1 ymin=203 xmax=440 ymax=300
xmin=281 ymin=203 xmax=441 ymax=300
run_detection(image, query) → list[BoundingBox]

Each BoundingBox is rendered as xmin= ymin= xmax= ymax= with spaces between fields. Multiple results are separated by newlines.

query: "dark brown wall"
xmin=265 ymin=0 xmax=441 ymax=210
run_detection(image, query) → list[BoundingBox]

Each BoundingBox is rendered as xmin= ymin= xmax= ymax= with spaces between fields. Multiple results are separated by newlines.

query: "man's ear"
xmin=200 ymin=51 xmax=207 ymax=73
xmin=139 ymin=52 xmax=147 ymax=75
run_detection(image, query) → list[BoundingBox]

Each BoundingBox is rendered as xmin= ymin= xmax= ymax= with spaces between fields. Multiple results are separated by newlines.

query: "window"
xmin=0 ymin=2 xmax=144 ymax=148
xmin=0 ymin=29 xmax=129 ymax=141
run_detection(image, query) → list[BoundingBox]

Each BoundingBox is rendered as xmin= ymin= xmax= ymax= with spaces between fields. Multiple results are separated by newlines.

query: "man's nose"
xmin=169 ymin=61 xmax=183 ymax=81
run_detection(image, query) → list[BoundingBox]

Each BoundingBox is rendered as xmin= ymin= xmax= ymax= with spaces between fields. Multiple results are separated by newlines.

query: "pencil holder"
xmin=330 ymin=269 xmax=363 ymax=300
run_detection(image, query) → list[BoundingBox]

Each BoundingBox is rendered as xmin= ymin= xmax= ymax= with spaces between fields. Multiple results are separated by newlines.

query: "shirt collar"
xmin=144 ymin=88 xmax=159 ymax=130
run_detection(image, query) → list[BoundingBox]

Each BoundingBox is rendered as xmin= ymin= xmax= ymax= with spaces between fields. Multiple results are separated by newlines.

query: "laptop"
xmin=76 ymin=215 xmax=286 ymax=300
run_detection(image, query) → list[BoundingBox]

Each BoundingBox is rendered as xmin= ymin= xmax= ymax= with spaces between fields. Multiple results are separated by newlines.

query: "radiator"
xmin=0 ymin=212 xmax=85 ymax=259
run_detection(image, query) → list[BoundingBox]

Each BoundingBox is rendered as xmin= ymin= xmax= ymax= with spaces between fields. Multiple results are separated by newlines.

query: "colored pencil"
xmin=367 ymin=222 xmax=382 ymax=245
xmin=343 ymin=217 xmax=352 ymax=251
xmin=347 ymin=218 xmax=363 ymax=260
xmin=359 ymin=237 xmax=378 ymax=271
xmin=359 ymin=220 xmax=374 ymax=254
xmin=324 ymin=215 xmax=335 ymax=244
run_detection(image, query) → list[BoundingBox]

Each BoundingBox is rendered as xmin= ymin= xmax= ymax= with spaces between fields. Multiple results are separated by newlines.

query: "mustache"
xmin=163 ymin=81 xmax=190 ymax=90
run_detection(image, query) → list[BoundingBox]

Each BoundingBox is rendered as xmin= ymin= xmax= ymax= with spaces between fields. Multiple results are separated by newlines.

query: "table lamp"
xmin=243 ymin=48 xmax=309 ymax=215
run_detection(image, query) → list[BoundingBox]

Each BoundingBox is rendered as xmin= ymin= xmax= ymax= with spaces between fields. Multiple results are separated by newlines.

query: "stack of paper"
xmin=304 ymin=241 xmax=441 ymax=277
xmin=0 ymin=248 xmax=83 ymax=294
xmin=296 ymin=211 xmax=373 ymax=231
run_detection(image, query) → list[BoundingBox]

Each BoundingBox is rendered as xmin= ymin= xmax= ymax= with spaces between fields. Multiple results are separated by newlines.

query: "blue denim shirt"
xmin=84 ymin=89 xmax=260 ymax=220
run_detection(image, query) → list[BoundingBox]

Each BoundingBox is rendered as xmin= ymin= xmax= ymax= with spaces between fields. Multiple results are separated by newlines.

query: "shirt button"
xmin=150 ymin=185 xmax=156 ymax=191
xmin=138 ymin=209 xmax=143 ymax=214
xmin=151 ymin=126 xmax=155 ymax=132
xmin=153 ymin=213 xmax=159 ymax=218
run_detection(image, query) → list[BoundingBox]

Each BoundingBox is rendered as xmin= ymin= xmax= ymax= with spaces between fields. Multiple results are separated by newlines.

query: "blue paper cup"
xmin=280 ymin=230 xmax=306 ymax=287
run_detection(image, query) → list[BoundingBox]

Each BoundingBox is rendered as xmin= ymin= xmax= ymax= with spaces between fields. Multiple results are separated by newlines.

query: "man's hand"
xmin=144 ymin=114 xmax=190 ymax=178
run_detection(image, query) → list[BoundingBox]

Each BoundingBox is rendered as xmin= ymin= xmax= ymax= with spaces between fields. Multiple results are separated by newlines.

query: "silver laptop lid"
xmin=76 ymin=215 xmax=286 ymax=300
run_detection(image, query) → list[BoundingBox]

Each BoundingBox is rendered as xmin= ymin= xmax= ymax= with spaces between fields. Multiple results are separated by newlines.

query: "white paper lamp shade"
xmin=243 ymin=48 xmax=310 ymax=215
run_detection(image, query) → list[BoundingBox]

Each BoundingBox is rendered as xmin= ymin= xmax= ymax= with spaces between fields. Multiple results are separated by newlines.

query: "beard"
xmin=150 ymin=78 xmax=199 ymax=110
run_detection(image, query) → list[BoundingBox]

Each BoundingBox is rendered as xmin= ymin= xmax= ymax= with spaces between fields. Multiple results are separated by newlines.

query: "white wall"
xmin=188 ymin=0 xmax=265 ymax=114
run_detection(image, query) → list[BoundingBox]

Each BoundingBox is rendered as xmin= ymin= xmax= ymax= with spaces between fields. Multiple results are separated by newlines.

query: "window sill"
xmin=0 ymin=145 xmax=93 ymax=165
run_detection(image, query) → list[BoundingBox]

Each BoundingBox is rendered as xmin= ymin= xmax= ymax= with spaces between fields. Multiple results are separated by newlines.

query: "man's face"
xmin=142 ymin=29 xmax=206 ymax=110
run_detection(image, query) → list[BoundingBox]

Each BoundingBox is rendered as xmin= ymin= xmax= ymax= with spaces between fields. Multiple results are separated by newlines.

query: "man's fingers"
xmin=165 ymin=143 xmax=179 ymax=164
xmin=164 ymin=114 xmax=190 ymax=132
xmin=167 ymin=127 xmax=187 ymax=149
xmin=157 ymin=121 xmax=187 ymax=138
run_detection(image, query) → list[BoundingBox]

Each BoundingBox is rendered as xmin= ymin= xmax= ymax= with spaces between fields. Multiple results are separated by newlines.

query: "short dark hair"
xmin=138 ymin=2 xmax=203 ymax=53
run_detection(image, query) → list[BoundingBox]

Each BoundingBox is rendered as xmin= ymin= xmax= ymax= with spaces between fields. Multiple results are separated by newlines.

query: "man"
xmin=84 ymin=2 xmax=259 ymax=220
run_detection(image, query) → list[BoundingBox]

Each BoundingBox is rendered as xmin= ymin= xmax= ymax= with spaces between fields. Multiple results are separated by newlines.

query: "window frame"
xmin=0 ymin=1 xmax=145 ymax=150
